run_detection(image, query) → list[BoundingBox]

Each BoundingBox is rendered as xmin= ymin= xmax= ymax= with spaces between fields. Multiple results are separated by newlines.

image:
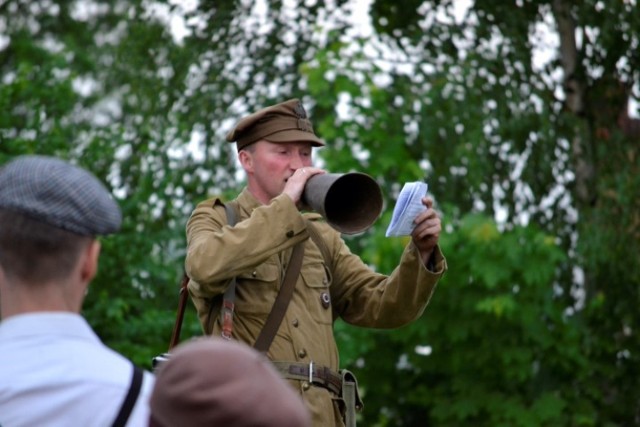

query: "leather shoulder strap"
xmin=253 ymin=220 xmax=331 ymax=353
xmin=168 ymin=273 xmax=190 ymax=350
xmin=253 ymin=240 xmax=305 ymax=353
xmin=306 ymin=219 xmax=333 ymax=272
xmin=223 ymin=200 xmax=239 ymax=226
xmin=218 ymin=202 xmax=239 ymax=338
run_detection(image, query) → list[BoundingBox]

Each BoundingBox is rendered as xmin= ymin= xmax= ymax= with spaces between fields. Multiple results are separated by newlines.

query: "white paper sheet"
xmin=385 ymin=181 xmax=428 ymax=237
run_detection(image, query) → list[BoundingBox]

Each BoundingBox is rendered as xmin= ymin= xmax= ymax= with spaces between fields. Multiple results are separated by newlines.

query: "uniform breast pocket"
xmin=301 ymin=261 xmax=333 ymax=325
xmin=236 ymin=261 xmax=280 ymax=315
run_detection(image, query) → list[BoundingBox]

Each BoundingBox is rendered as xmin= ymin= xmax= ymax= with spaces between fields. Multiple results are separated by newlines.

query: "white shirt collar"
xmin=0 ymin=312 xmax=100 ymax=343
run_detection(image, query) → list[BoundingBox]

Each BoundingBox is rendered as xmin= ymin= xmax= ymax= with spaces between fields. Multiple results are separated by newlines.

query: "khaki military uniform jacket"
xmin=185 ymin=188 xmax=447 ymax=426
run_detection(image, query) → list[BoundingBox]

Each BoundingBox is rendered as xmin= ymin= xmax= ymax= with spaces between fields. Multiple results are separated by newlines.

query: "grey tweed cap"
xmin=0 ymin=155 xmax=122 ymax=236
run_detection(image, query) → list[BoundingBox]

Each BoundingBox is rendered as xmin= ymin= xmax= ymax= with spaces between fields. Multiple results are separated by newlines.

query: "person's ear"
xmin=238 ymin=149 xmax=254 ymax=173
xmin=80 ymin=240 xmax=101 ymax=284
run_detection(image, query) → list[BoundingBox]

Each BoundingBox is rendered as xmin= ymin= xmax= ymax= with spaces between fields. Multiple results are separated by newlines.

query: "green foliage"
xmin=337 ymin=214 xmax=581 ymax=426
xmin=2 ymin=0 xmax=639 ymax=424
xmin=306 ymin=1 xmax=640 ymax=422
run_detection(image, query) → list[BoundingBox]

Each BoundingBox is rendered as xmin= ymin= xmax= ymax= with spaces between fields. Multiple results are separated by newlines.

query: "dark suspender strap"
xmin=111 ymin=363 xmax=143 ymax=427
xmin=219 ymin=202 xmax=238 ymax=339
xmin=253 ymin=241 xmax=305 ymax=353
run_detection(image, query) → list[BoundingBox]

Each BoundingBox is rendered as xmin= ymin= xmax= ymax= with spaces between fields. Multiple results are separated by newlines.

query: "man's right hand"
xmin=283 ymin=167 xmax=325 ymax=208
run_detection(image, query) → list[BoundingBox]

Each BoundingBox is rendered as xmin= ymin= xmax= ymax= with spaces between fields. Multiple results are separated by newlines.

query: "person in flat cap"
xmin=0 ymin=155 xmax=154 ymax=427
xmin=149 ymin=337 xmax=311 ymax=427
xmin=185 ymin=99 xmax=446 ymax=426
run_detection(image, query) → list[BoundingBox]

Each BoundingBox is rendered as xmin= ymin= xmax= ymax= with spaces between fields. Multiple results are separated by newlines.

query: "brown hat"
xmin=226 ymin=99 xmax=325 ymax=150
xmin=149 ymin=338 xmax=311 ymax=427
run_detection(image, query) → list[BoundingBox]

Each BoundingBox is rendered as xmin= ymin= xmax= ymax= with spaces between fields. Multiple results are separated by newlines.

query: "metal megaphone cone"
xmin=303 ymin=172 xmax=383 ymax=234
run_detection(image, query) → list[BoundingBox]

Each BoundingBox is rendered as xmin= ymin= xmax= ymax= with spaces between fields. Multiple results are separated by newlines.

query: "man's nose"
xmin=290 ymin=155 xmax=305 ymax=170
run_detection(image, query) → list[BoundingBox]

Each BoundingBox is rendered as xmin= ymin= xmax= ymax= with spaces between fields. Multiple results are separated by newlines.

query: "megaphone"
xmin=303 ymin=172 xmax=383 ymax=234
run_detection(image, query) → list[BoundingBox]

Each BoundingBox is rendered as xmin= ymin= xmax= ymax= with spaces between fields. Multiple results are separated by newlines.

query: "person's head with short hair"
xmin=0 ymin=155 xmax=121 ymax=318
xmin=149 ymin=338 xmax=311 ymax=427
xmin=226 ymin=99 xmax=325 ymax=204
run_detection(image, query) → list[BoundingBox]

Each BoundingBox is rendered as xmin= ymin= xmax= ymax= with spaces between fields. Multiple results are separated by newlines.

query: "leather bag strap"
xmin=253 ymin=240 xmax=305 ymax=353
xmin=219 ymin=203 xmax=239 ymax=339
xmin=168 ymin=273 xmax=190 ymax=351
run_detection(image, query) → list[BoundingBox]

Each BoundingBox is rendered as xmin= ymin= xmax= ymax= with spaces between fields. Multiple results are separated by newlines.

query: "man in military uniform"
xmin=185 ymin=98 xmax=447 ymax=426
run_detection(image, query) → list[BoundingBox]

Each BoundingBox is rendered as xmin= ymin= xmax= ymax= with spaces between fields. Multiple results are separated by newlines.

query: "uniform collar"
xmin=237 ymin=187 xmax=263 ymax=214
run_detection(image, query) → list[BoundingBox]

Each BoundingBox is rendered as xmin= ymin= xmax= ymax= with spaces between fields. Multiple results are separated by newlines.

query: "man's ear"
xmin=238 ymin=149 xmax=253 ymax=173
xmin=80 ymin=240 xmax=101 ymax=284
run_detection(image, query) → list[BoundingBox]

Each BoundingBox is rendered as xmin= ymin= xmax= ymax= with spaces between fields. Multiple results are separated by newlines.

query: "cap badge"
xmin=294 ymin=101 xmax=307 ymax=119
xmin=294 ymin=101 xmax=313 ymax=133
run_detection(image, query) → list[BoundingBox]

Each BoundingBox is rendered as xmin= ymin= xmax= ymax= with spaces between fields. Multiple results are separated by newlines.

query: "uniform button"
xmin=321 ymin=292 xmax=331 ymax=309
xmin=302 ymin=381 xmax=311 ymax=391
xmin=298 ymin=349 xmax=307 ymax=358
xmin=292 ymin=319 xmax=299 ymax=327
xmin=251 ymin=271 xmax=257 ymax=277
xmin=286 ymin=230 xmax=294 ymax=238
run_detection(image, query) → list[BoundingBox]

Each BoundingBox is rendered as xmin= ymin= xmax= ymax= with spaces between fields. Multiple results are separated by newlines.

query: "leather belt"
xmin=272 ymin=361 xmax=342 ymax=396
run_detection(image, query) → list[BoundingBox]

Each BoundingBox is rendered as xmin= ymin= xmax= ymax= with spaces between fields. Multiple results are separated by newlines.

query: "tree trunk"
xmin=552 ymin=0 xmax=595 ymax=208
xmin=552 ymin=0 xmax=596 ymax=298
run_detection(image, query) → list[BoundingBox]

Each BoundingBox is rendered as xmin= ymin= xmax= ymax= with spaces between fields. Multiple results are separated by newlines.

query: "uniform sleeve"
xmin=326 ymin=224 xmax=447 ymax=328
xmin=185 ymin=194 xmax=309 ymax=297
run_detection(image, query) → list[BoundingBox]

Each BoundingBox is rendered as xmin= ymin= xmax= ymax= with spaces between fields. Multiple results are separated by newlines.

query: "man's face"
xmin=241 ymin=140 xmax=314 ymax=202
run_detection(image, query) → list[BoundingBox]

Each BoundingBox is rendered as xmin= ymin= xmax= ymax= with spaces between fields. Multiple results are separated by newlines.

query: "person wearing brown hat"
xmin=0 ymin=155 xmax=154 ymax=427
xmin=185 ymin=99 xmax=447 ymax=426
xmin=149 ymin=338 xmax=311 ymax=427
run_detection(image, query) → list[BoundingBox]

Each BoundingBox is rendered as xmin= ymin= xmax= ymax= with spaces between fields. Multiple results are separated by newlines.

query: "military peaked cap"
xmin=0 ymin=155 xmax=122 ymax=236
xmin=226 ymin=98 xmax=325 ymax=150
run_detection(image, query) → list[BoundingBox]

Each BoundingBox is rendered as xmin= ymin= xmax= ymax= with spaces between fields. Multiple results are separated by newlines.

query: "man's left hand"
xmin=410 ymin=197 xmax=441 ymax=267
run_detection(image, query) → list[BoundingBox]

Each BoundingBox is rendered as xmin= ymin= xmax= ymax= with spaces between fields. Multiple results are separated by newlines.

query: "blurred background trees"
xmin=1 ymin=0 xmax=638 ymax=425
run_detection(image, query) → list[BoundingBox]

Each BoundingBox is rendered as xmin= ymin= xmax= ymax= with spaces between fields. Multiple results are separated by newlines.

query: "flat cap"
xmin=0 ymin=155 xmax=122 ymax=236
xmin=150 ymin=338 xmax=311 ymax=427
xmin=226 ymin=98 xmax=325 ymax=150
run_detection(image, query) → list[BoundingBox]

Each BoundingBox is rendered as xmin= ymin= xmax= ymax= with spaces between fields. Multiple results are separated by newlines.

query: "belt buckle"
xmin=308 ymin=361 xmax=314 ymax=383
